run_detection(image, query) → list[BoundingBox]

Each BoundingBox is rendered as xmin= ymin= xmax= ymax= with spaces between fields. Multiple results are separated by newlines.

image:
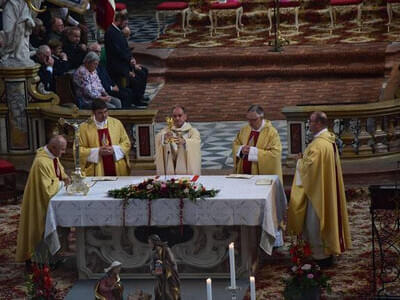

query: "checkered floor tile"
xmin=155 ymin=120 xmax=288 ymax=170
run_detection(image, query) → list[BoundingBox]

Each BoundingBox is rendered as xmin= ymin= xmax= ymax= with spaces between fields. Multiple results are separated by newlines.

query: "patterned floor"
xmin=155 ymin=120 xmax=288 ymax=170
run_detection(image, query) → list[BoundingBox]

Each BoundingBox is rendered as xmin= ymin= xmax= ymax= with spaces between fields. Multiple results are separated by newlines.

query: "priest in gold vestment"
xmin=79 ymin=100 xmax=131 ymax=176
xmin=155 ymin=106 xmax=201 ymax=175
xmin=288 ymin=111 xmax=351 ymax=265
xmin=16 ymin=136 xmax=70 ymax=263
xmin=233 ymin=105 xmax=283 ymax=183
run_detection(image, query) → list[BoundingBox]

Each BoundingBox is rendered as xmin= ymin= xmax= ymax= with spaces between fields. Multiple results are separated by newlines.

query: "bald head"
xmin=47 ymin=135 xmax=67 ymax=158
xmin=309 ymin=111 xmax=328 ymax=135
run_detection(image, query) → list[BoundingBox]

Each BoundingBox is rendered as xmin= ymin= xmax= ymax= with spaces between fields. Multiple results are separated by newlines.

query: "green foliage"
xmin=108 ymin=178 xmax=219 ymax=201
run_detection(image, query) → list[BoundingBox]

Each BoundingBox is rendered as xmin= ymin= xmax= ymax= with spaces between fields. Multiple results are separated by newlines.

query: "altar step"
xmin=65 ymin=278 xmax=250 ymax=300
xmin=161 ymin=43 xmax=385 ymax=81
xmin=164 ymin=64 xmax=382 ymax=81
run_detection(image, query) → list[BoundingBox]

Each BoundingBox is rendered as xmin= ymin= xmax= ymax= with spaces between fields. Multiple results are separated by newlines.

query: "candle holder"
xmin=226 ymin=286 xmax=241 ymax=300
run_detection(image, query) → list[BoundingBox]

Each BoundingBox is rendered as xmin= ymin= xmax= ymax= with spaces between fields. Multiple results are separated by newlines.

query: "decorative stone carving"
xmin=77 ymin=226 xmax=250 ymax=279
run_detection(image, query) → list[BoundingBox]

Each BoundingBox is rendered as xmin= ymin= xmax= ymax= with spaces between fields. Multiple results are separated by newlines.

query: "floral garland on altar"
xmin=108 ymin=178 xmax=219 ymax=229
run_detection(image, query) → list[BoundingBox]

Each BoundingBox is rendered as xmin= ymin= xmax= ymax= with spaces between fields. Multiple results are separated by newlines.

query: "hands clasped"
xmin=100 ymin=146 xmax=114 ymax=156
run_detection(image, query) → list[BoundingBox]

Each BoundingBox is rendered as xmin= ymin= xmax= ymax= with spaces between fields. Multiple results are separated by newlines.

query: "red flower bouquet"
xmin=26 ymin=263 xmax=57 ymax=300
xmin=283 ymin=237 xmax=331 ymax=300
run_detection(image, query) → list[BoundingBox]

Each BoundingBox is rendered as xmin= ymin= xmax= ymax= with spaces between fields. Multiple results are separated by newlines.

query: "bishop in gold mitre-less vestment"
xmin=288 ymin=112 xmax=351 ymax=260
xmin=79 ymin=101 xmax=131 ymax=176
xmin=16 ymin=136 xmax=69 ymax=262
xmin=233 ymin=105 xmax=283 ymax=184
xmin=155 ymin=106 xmax=201 ymax=175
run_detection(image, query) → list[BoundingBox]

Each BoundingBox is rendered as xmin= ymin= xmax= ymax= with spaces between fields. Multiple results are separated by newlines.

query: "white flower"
xmin=183 ymin=188 xmax=189 ymax=194
xmin=301 ymin=264 xmax=312 ymax=270
xmin=291 ymin=266 xmax=298 ymax=272
xmin=146 ymin=184 xmax=153 ymax=190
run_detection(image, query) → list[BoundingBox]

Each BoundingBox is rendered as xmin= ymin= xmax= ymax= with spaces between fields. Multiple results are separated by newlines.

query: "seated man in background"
xmin=155 ymin=105 xmax=201 ymax=175
xmin=16 ymin=135 xmax=70 ymax=266
xmin=233 ymin=104 xmax=283 ymax=184
xmin=30 ymin=18 xmax=47 ymax=49
xmin=73 ymin=51 xmax=122 ymax=109
xmin=48 ymin=39 xmax=69 ymax=74
xmin=88 ymin=43 xmax=147 ymax=109
xmin=79 ymin=100 xmax=131 ymax=176
xmin=47 ymin=17 xmax=64 ymax=42
xmin=62 ymin=26 xmax=87 ymax=70
xmin=34 ymin=44 xmax=67 ymax=92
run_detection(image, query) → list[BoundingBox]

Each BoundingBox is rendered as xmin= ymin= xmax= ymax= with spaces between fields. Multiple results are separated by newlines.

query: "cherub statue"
xmin=95 ymin=261 xmax=124 ymax=300
xmin=148 ymin=234 xmax=181 ymax=300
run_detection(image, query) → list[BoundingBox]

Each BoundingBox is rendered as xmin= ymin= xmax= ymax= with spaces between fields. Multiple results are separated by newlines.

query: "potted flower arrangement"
xmin=283 ymin=237 xmax=331 ymax=300
xmin=25 ymin=262 xmax=57 ymax=300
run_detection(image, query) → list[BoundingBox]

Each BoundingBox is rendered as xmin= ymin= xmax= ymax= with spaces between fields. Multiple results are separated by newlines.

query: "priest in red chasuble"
xmin=16 ymin=135 xmax=70 ymax=263
xmin=155 ymin=105 xmax=201 ymax=175
xmin=233 ymin=105 xmax=283 ymax=183
xmin=79 ymin=100 xmax=131 ymax=176
xmin=287 ymin=111 xmax=351 ymax=266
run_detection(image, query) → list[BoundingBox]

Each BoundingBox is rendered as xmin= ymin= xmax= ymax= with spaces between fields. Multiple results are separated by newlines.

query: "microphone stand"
xmin=269 ymin=0 xmax=285 ymax=52
xmin=164 ymin=149 xmax=170 ymax=181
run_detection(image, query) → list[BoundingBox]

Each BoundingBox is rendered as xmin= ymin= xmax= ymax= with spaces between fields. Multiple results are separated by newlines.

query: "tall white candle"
xmin=206 ymin=278 xmax=212 ymax=300
xmin=229 ymin=242 xmax=236 ymax=289
xmin=250 ymin=276 xmax=256 ymax=300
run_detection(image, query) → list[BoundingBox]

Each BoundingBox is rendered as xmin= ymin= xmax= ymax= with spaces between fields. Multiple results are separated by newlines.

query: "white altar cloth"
xmin=45 ymin=175 xmax=287 ymax=256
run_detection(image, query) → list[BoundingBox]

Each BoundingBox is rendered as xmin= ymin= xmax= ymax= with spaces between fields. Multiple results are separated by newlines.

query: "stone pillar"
xmin=0 ymin=65 xmax=58 ymax=167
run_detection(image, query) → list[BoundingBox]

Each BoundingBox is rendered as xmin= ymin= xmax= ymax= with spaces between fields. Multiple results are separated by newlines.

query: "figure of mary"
xmin=148 ymin=234 xmax=181 ymax=300
xmin=95 ymin=261 xmax=124 ymax=300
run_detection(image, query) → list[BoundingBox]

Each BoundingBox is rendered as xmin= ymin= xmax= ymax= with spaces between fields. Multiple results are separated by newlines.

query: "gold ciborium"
xmin=59 ymin=118 xmax=90 ymax=196
xmin=165 ymin=117 xmax=179 ymax=144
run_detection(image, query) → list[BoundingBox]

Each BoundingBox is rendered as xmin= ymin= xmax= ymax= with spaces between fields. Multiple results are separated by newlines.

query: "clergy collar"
xmin=44 ymin=145 xmax=56 ymax=159
xmin=314 ymin=128 xmax=328 ymax=138
xmin=251 ymin=119 xmax=265 ymax=132
xmin=93 ymin=116 xmax=108 ymax=129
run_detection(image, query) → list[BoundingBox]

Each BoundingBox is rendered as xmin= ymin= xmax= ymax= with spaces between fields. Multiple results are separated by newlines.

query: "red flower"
xmin=303 ymin=243 xmax=312 ymax=257
xmin=291 ymin=255 xmax=299 ymax=263
xmin=42 ymin=265 xmax=50 ymax=275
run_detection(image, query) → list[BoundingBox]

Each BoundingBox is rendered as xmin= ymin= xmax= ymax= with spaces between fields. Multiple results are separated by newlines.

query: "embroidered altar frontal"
xmin=45 ymin=176 xmax=287 ymax=278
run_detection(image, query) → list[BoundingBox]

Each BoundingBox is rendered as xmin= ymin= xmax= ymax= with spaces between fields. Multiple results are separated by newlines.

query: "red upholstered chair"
xmin=208 ymin=0 xmax=244 ymax=37
xmin=156 ymin=2 xmax=191 ymax=38
xmin=267 ymin=0 xmax=301 ymax=33
xmin=328 ymin=0 xmax=363 ymax=33
xmin=0 ymin=159 xmax=17 ymax=204
xmin=387 ymin=0 xmax=400 ymax=32
xmin=115 ymin=2 xmax=128 ymax=14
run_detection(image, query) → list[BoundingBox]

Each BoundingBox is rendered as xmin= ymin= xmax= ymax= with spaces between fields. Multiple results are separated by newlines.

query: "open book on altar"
xmin=91 ymin=177 xmax=118 ymax=181
xmin=226 ymin=174 xmax=253 ymax=179
xmin=255 ymin=178 xmax=273 ymax=185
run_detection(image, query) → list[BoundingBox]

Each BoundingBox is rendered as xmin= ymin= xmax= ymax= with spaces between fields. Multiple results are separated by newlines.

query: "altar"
xmin=44 ymin=175 xmax=287 ymax=279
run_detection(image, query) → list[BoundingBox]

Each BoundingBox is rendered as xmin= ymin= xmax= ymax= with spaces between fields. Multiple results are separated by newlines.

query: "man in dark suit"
xmin=62 ymin=26 xmax=87 ymax=70
xmin=104 ymin=12 xmax=149 ymax=105
xmin=33 ymin=44 xmax=67 ymax=92
xmin=88 ymin=43 xmax=147 ymax=109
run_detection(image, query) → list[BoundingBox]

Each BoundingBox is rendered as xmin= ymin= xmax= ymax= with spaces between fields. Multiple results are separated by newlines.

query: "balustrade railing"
xmin=27 ymin=105 xmax=157 ymax=169
xmin=282 ymin=99 xmax=400 ymax=164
